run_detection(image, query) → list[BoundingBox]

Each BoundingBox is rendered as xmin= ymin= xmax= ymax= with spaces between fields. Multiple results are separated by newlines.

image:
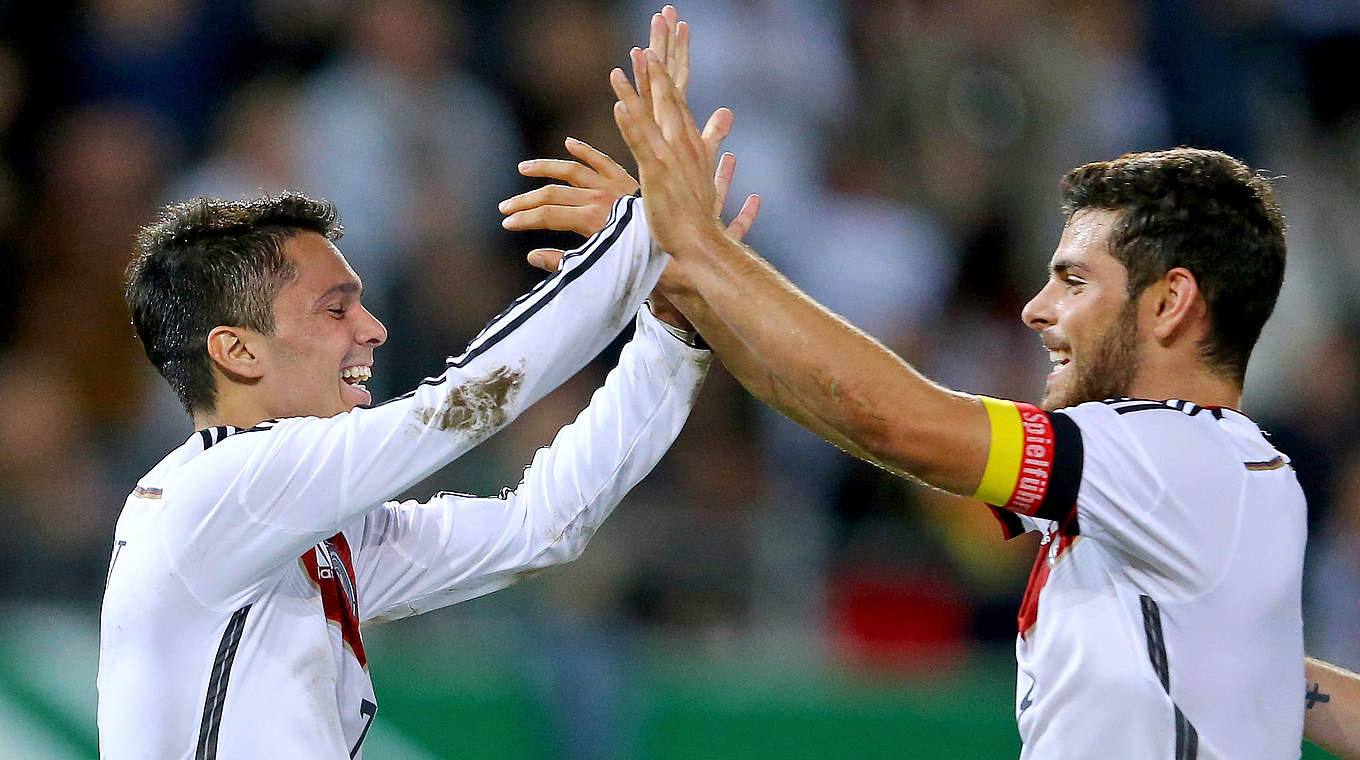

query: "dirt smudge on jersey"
xmin=414 ymin=365 xmax=525 ymax=436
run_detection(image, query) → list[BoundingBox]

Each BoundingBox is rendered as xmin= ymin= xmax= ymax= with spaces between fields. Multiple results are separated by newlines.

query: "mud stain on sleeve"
xmin=413 ymin=365 xmax=525 ymax=437
xmin=607 ymin=277 xmax=640 ymax=330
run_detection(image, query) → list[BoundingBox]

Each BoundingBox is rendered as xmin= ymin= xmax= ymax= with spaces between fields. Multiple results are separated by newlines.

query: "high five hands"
xmin=608 ymin=7 xmax=747 ymax=263
xmin=499 ymin=5 xmax=758 ymax=282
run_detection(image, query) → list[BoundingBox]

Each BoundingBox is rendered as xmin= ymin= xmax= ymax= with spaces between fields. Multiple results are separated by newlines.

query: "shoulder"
xmin=1057 ymin=398 xmax=1238 ymax=480
xmin=157 ymin=422 xmax=286 ymax=491
xmin=1057 ymin=398 xmax=1225 ymax=434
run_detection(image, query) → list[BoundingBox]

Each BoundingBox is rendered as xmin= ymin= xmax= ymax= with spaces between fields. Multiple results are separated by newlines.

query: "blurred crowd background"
xmin=1 ymin=0 xmax=1359 ymax=757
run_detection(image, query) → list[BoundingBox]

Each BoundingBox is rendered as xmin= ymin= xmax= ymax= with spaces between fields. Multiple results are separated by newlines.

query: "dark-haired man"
xmin=96 ymin=191 xmax=714 ymax=758
xmin=505 ymin=8 xmax=1305 ymax=755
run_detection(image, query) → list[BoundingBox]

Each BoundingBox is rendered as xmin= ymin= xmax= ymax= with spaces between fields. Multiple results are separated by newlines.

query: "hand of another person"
xmin=517 ymin=145 xmax=759 ymax=330
xmin=611 ymin=42 xmax=728 ymax=261
xmin=504 ymin=5 xmax=755 ymax=252
xmin=499 ymin=137 xmax=639 ymax=238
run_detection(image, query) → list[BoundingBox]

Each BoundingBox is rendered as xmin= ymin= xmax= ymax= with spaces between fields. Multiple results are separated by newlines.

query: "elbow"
xmin=850 ymin=409 xmax=924 ymax=475
xmin=530 ymin=517 xmax=600 ymax=569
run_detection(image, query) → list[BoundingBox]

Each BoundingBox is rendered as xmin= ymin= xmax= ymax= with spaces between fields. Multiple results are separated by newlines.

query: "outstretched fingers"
xmin=610 ymin=66 xmax=670 ymax=168
xmin=712 ymin=151 xmax=760 ymax=241
xmin=641 ymin=50 xmax=705 ymax=168
xmin=526 ymin=248 xmax=566 ymax=273
xmin=658 ymin=6 xmax=690 ymax=98
xmin=713 ymin=152 xmax=736 ymax=214
xmin=673 ymin=20 xmax=691 ymax=96
xmin=699 ymin=107 xmax=733 ymax=165
xmin=650 ymin=12 xmax=669 ymax=77
xmin=726 ymin=194 xmax=761 ymax=241
xmin=560 ymin=140 xmax=639 ymax=193
xmin=499 ymin=184 xmax=596 ymax=216
xmin=514 ymin=158 xmax=594 ymax=187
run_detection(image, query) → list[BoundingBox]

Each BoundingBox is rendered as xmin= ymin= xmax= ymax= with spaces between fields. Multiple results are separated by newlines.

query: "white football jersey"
xmin=97 ymin=197 xmax=708 ymax=759
xmin=979 ymin=397 xmax=1305 ymax=759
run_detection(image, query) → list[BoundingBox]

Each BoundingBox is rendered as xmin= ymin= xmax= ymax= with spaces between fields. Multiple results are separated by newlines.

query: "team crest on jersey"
xmin=300 ymin=534 xmax=367 ymax=666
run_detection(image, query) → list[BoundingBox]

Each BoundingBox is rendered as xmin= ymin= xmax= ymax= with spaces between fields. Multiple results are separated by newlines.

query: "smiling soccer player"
xmin=506 ymin=6 xmax=1304 ymax=756
xmin=97 ymin=191 xmax=711 ymax=759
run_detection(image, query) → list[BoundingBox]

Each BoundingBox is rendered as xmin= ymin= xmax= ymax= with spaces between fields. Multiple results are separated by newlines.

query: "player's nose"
xmin=355 ymin=304 xmax=388 ymax=347
xmin=1021 ymin=282 xmax=1057 ymax=332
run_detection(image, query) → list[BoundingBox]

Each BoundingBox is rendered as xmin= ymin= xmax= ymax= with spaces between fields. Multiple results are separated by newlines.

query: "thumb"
xmin=527 ymin=248 xmax=566 ymax=272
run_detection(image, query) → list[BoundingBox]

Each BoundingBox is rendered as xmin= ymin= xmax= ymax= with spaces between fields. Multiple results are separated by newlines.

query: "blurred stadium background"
xmin=0 ymin=0 xmax=1356 ymax=757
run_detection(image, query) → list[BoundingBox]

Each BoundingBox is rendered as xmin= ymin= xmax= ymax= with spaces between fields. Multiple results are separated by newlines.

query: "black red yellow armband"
xmin=973 ymin=396 xmax=1084 ymax=522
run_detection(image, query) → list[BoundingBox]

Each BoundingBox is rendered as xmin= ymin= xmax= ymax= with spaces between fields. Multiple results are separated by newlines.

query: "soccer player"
xmin=506 ymin=8 xmax=1306 ymax=756
xmin=97 ymin=191 xmax=715 ymax=758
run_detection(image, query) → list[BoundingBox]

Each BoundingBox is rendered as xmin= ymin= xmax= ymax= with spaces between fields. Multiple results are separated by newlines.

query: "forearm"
xmin=1306 ymin=657 xmax=1360 ymax=759
xmin=672 ymin=229 xmax=988 ymax=493
xmin=661 ymin=275 xmax=893 ymax=470
xmin=357 ymin=308 xmax=711 ymax=621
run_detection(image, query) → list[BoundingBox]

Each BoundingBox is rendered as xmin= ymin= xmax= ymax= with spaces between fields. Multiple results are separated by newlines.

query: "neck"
xmin=1127 ymin=362 xmax=1242 ymax=410
xmin=192 ymin=395 xmax=274 ymax=432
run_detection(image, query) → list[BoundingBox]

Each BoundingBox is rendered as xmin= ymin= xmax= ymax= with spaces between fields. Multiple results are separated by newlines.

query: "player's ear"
xmin=1148 ymin=267 xmax=1203 ymax=342
xmin=206 ymin=325 xmax=266 ymax=380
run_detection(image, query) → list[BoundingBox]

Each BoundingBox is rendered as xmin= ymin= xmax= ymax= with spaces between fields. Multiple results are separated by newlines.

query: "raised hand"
xmin=506 ymin=139 xmax=758 ymax=277
xmin=499 ymin=137 xmax=639 ymax=238
xmin=611 ymin=46 xmax=728 ymax=260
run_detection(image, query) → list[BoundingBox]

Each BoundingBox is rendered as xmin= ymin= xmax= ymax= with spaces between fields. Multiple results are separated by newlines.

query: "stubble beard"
xmin=1040 ymin=300 xmax=1140 ymax=411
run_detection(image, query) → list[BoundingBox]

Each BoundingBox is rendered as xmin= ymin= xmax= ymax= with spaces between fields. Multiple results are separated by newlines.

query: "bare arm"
xmin=501 ymin=138 xmax=886 ymax=466
xmin=500 ymin=10 xmax=904 ymax=470
xmin=1307 ymin=657 xmax=1360 ymax=759
xmin=608 ymin=42 xmax=990 ymax=495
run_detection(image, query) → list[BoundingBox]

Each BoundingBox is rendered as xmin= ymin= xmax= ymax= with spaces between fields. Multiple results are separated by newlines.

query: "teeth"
xmin=341 ymin=366 xmax=372 ymax=382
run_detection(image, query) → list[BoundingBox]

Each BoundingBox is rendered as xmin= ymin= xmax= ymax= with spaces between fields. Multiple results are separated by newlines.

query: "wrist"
xmin=645 ymin=299 xmax=706 ymax=349
xmin=669 ymin=220 xmax=734 ymax=263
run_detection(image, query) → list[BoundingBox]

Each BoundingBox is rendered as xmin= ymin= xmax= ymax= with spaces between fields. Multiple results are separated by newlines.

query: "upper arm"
xmin=958 ymin=396 xmax=1084 ymax=521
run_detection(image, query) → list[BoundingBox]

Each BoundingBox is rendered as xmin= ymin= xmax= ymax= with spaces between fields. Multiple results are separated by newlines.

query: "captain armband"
xmin=972 ymin=396 xmax=1084 ymax=520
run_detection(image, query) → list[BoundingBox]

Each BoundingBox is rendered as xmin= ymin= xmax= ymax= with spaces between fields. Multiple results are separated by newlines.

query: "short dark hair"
xmin=126 ymin=192 xmax=343 ymax=415
xmin=1060 ymin=148 xmax=1286 ymax=386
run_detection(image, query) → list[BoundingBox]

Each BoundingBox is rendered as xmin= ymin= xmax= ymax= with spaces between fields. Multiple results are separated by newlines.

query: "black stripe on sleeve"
xmin=449 ymin=196 xmax=635 ymax=369
xmin=196 ymin=605 xmax=251 ymax=760
xmin=1140 ymin=595 xmax=1199 ymax=759
xmin=363 ymin=197 xmax=637 ymax=411
xmin=1032 ymin=411 xmax=1084 ymax=523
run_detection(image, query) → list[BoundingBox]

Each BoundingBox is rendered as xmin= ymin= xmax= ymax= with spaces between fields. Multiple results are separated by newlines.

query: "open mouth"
xmin=1046 ymin=349 xmax=1071 ymax=378
xmin=341 ymin=365 xmax=372 ymax=394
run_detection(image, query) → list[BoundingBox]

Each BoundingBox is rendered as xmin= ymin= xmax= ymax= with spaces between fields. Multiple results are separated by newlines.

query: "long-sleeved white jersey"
xmin=97 ymin=196 xmax=707 ymax=759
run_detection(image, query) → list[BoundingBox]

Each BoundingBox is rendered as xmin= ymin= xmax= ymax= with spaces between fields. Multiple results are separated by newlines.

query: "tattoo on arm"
xmin=1307 ymin=682 xmax=1331 ymax=709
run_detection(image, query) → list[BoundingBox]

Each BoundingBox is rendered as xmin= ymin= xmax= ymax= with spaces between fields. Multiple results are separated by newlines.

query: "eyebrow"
xmin=315 ymin=281 xmax=362 ymax=305
xmin=1050 ymin=259 xmax=1089 ymax=277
